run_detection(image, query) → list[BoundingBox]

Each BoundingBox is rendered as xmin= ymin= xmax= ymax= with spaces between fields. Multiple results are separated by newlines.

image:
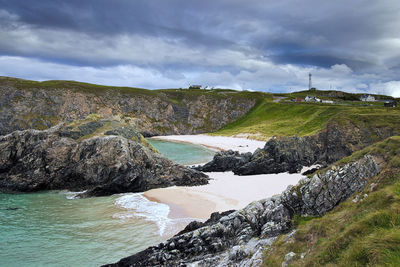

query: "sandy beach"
xmin=151 ymin=135 xmax=265 ymax=153
xmin=143 ymin=171 xmax=304 ymax=220
xmin=142 ymin=135 xmax=303 ymax=231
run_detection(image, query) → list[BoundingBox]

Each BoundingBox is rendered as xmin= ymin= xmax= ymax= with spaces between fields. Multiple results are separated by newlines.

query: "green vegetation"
xmin=213 ymin=100 xmax=342 ymax=139
xmin=2 ymin=76 xmax=266 ymax=106
xmin=213 ymin=97 xmax=400 ymax=140
xmin=263 ymin=136 xmax=400 ymax=267
xmin=2 ymin=76 xmax=399 ymax=140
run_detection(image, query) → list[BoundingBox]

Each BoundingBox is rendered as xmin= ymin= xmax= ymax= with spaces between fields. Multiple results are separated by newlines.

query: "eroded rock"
xmin=0 ymin=125 xmax=208 ymax=196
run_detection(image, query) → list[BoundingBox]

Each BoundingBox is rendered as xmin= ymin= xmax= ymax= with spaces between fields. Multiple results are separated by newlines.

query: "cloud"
xmin=370 ymin=81 xmax=400 ymax=97
xmin=0 ymin=1 xmax=399 ymax=97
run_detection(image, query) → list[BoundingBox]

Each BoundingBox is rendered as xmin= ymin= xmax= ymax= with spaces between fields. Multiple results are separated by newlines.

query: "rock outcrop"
xmin=105 ymin=155 xmax=380 ymax=266
xmin=199 ymin=120 xmax=399 ymax=175
xmin=195 ymin=150 xmax=252 ymax=172
xmin=0 ymin=77 xmax=258 ymax=136
xmin=0 ymin=124 xmax=208 ymax=196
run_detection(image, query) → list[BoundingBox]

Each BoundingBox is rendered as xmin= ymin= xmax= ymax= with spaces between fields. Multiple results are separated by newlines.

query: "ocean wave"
xmin=61 ymin=190 xmax=87 ymax=199
xmin=113 ymin=193 xmax=200 ymax=237
xmin=114 ymin=193 xmax=171 ymax=236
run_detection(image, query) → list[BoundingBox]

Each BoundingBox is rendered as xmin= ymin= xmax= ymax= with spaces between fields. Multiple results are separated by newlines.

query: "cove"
xmin=0 ymin=140 xmax=215 ymax=267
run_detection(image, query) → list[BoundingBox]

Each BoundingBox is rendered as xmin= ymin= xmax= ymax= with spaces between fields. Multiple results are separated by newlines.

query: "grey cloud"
xmin=0 ymin=0 xmax=399 ymax=95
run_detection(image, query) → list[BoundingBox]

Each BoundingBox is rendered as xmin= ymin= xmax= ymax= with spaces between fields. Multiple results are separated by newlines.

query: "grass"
xmin=263 ymin=136 xmax=400 ymax=267
xmin=2 ymin=76 xmax=266 ymax=106
xmin=212 ymin=96 xmax=400 ymax=140
xmin=3 ymin=76 xmax=400 ymax=140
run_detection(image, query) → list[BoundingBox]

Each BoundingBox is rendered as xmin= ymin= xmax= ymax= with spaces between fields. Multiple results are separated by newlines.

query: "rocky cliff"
xmin=105 ymin=155 xmax=380 ymax=266
xmin=197 ymin=118 xmax=400 ymax=175
xmin=0 ymin=77 xmax=259 ymax=136
xmin=0 ymin=122 xmax=208 ymax=196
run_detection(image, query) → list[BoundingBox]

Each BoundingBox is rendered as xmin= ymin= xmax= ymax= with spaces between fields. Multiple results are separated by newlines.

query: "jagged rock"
xmin=198 ymin=120 xmax=397 ymax=175
xmin=176 ymin=210 xmax=235 ymax=236
xmin=281 ymin=155 xmax=381 ymax=215
xmin=104 ymin=155 xmax=380 ymax=266
xmin=0 ymin=78 xmax=256 ymax=136
xmin=0 ymin=125 xmax=208 ymax=196
xmin=194 ymin=150 xmax=252 ymax=172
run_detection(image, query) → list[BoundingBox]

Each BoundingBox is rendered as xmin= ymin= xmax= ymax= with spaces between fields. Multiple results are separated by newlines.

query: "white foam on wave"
xmin=61 ymin=190 xmax=87 ymax=199
xmin=114 ymin=193 xmax=171 ymax=236
xmin=113 ymin=193 xmax=201 ymax=237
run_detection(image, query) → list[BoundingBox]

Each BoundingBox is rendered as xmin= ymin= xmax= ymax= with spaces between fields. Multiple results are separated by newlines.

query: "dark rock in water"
xmin=5 ymin=207 xmax=19 ymax=211
xmin=104 ymin=155 xmax=380 ymax=266
xmin=194 ymin=150 xmax=252 ymax=172
xmin=0 ymin=125 xmax=208 ymax=197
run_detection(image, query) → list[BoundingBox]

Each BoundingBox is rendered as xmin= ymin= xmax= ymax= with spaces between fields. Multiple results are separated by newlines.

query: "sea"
xmin=0 ymin=139 xmax=215 ymax=267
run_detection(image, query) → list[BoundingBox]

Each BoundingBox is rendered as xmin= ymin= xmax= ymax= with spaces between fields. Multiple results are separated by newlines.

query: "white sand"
xmin=143 ymin=134 xmax=303 ymax=231
xmin=151 ymin=135 xmax=265 ymax=153
xmin=144 ymin=171 xmax=304 ymax=220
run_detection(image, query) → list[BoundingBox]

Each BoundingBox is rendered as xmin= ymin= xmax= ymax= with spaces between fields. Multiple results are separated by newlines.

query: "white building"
xmin=305 ymin=95 xmax=322 ymax=102
xmin=360 ymin=95 xmax=376 ymax=101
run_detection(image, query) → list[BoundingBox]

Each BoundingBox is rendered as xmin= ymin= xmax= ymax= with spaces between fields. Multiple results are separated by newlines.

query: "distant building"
xmin=360 ymin=95 xmax=376 ymax=102
xmin=384 ymin=101 xmax=397 ymax=107
xmin=322 ymin=100 xmax=334 ymax=104
xmin=296 ymin=97 xmax=303 ymax=102
xmin=304 ymin=95 xmax=322 ymax=102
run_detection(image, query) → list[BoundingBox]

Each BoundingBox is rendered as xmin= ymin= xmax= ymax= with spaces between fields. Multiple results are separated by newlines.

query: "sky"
xmin=0 ymin=0 xmax=400 ymax=97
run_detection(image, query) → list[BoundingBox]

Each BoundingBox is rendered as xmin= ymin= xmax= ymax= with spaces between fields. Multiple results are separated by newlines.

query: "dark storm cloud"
xmin=1 ymin=0 xmax=398 ymax=68
xmin=0 ymin=0 xmax=399 ymax=95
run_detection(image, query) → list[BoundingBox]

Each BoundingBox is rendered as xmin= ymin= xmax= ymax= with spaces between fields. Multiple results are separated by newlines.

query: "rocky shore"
xmin=197 ymin=120 xmax=398 ymax=175
xmin=0 ymin=122 xmax=208 ymax=197
xmin=105 ymin=155 xmax=380 ymax=266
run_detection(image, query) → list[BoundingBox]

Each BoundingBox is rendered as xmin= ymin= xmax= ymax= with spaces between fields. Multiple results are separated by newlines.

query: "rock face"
xmin=105 ymin=155 xmax=380 ymax=266
xmin=0 ymin=124 xmax=208 ymax=196
xmin=195 ymin=150 xmax=252 ymax=172
xmin=0 ymin=77 xmax=257 ymax=136
xmin=199 ymin=120 xmax=398 ymax=175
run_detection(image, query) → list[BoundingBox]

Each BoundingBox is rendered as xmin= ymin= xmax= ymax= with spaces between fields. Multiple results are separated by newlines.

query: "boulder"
xmin=0 ymin=124 xmax=208 ymax=196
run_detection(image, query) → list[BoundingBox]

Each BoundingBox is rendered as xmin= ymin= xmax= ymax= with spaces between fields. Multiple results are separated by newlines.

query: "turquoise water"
xmin=0 ymin=140 xmax=215 ymax=267
xmin=147 ymin=138 xmax=215 ymax=165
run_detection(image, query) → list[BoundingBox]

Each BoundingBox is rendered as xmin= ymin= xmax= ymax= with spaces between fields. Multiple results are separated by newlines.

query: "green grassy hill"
xmin=213 ymin=97 xmax=400 ymax=140
xmin=263 ymin=136 xmax=400 ymax=266
xmin=2 ymin=76 xmax=399 ymax=141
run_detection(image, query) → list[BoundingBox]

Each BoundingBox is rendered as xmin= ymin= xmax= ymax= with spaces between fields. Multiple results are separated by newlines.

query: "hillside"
xmin=214 ymin=93 xmax=400 ymax=140
xmin=1 ymin=76 xmax=399 ymax=142
xmin=0 ymin=76 xmax=264 ymax=136
xmin=263 ymin=136 xmax=400 ymax=266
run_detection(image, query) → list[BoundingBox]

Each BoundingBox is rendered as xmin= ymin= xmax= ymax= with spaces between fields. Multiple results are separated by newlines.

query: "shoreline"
xmin=142 ymin=135 xmax=302 ymax=233
xmin=150 ymin=134 xmax=265 ymax=153
xmin=143 ymin=171 xmax=304 ymax=221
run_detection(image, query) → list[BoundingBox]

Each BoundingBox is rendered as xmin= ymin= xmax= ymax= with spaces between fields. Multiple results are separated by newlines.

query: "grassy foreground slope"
xmin=214 ymin=98 xmax=400 ymax=140
xmin=263 ymin=136 xmax=400 ymax=266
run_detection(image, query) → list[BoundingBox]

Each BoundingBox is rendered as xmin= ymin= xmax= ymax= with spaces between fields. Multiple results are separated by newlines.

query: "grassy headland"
xmin=263 ymin=136 xmax=400 ymax=266
xmin=214 ymin=95 xmax=400 ymax=141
